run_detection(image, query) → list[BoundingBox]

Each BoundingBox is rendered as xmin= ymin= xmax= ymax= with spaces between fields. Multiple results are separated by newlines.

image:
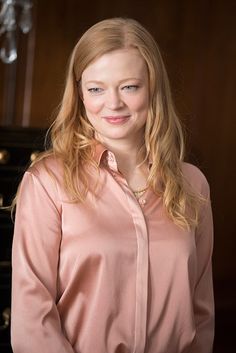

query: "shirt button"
xmin=139 ymin=199 xmax=146 ymax=206
xmin=107 ymin=152 xmax=114 ymax=162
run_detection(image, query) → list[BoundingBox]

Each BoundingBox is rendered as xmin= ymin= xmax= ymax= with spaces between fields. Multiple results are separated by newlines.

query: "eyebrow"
xmin=84 ymin=78 xmax=143 ymax=85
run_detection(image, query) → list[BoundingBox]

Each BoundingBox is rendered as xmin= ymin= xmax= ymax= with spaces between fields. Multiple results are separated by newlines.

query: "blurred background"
xmin=0 ymin=0 xmax=235 ymax=352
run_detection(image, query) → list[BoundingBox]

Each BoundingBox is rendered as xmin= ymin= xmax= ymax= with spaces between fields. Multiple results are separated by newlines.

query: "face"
xmin=80 ymin=48 xmax=149 ymax=146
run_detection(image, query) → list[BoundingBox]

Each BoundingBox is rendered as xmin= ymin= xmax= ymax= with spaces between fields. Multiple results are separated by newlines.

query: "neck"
xmin=96 ymin=135 xmax=149 ymax=190
xmin=98 ymin=136 xmax=144 ymax=168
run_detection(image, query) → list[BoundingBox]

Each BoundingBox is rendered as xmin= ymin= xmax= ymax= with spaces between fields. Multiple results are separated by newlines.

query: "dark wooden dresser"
xmin=0 ymin=127 xmax=45 ymax=352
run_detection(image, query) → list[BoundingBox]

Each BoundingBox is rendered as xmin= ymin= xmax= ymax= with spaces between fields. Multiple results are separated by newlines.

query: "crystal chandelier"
xmin=0 ymin=0 xmax=33 ymax=64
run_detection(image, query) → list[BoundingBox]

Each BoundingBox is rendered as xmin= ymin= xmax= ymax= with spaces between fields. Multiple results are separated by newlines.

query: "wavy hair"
xmin=15 ymin=17 xmax=203 ymax=229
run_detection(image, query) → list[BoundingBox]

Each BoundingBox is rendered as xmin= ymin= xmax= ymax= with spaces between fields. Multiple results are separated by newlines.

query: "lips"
xmin=103 ymin=115 xmax=130 ymax=124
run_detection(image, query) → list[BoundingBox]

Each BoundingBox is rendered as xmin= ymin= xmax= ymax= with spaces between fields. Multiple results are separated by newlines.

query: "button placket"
xmin=105 ymin=151 xmax=149 ymax=352
xmin=123 ymin=191 xmax=149 ymax=353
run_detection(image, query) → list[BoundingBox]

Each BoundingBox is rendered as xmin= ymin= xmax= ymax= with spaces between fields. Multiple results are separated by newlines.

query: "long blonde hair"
xmin=17 ymin=17 xmax=203 ymax=229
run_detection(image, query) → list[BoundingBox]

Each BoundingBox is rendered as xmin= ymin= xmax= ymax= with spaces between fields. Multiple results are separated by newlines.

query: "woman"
xmin=11 ymin=17 xmax=214 ymax=353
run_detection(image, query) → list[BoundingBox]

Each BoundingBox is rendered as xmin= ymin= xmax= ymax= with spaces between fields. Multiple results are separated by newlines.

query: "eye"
xmin=87 ymin=87 xmax=103 ymax=94
xmin=122 ymin=85 xmax=139 ymax=91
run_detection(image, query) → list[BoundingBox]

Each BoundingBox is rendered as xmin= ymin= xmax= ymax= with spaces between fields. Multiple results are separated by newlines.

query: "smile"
xmin=103 ymin=115 xmax=130 ymax=124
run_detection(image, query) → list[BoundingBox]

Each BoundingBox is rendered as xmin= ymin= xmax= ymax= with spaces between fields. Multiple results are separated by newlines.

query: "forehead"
xmin=81 ymin=48 xmax=148 ymax=81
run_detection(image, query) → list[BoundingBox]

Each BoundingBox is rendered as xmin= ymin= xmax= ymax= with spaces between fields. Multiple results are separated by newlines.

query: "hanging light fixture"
xmin=0 ymin=0 xmax=33 ymax=64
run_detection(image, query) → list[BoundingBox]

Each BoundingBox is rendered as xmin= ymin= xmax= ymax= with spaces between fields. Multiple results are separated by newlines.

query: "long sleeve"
xmin=11 ymin=171 xmax=74 ymax=353
xmin=191 ymin=181 xmax=215 ymax=353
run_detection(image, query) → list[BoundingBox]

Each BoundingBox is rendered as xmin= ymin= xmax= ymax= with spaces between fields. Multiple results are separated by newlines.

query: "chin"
xmin=103 ymin=134 xmax=128 ymax=141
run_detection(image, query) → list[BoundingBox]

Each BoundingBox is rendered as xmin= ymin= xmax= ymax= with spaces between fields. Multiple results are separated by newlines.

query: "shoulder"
xmin=181 ymin=162 xmax=210 ymax=198
xmin=27 ymin=154 xmax=63 ymax=181
xmin=21 ymin=154 xmax=65 ymax=204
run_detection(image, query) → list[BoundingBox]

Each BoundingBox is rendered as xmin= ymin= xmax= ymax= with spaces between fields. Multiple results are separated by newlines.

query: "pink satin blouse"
xmin=11 ymin=144 xmax=214 ymax=353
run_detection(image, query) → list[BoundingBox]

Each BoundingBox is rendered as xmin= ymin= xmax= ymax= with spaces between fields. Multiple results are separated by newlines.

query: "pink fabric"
xmin=11 ymin=144 xmax=214 ymax=353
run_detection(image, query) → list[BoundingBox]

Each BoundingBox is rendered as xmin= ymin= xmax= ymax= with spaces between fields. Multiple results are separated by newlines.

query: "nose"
xmin=105 ymin=89 xmax=124 ymax=110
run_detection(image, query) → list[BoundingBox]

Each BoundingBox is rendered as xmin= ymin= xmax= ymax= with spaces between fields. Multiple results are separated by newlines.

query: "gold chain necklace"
xmin=133 ymin=186 xmax=148 ymax=198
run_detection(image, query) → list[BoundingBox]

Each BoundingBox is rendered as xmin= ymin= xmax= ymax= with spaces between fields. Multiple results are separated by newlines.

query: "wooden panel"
xmin=0 ymin=3 xmax=36 ymax=126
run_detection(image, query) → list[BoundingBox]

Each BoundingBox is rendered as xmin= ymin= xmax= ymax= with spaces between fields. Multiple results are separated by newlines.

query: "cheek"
xmin=83 ymin=96 xmax=103 ymax=115
xmin=128 ymin=94 xmax=149 ymax=112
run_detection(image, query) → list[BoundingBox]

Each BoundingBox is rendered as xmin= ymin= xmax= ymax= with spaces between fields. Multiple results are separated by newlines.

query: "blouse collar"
xmin=93 ymin=141 xmax=152 ymax=172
